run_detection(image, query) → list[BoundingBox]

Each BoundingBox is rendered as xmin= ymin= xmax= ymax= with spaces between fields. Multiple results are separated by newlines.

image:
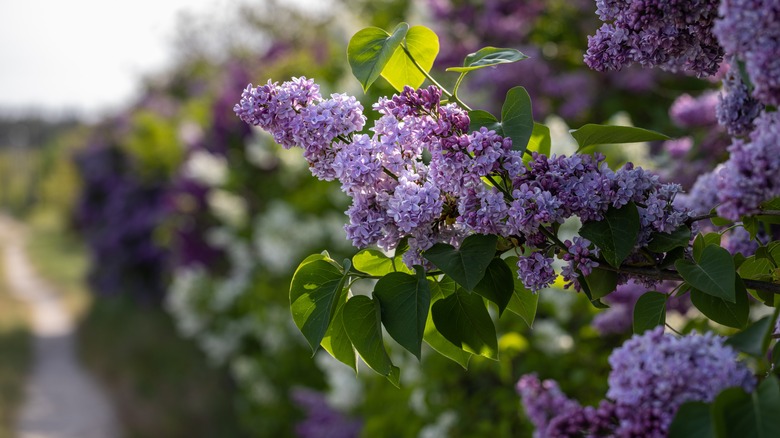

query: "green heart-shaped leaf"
xmin=431 ymin=289 xmax=498 ymax=360
xmin=342 ymin=295 xmax=400 ymax=387
xmin=632 ymin=291 xmax=667 ymax=334
xmin=579 ymin=202 xmax=640 ymax=268
xmin=423 ymin=234 xmax=497 ymax=291
xmin=347 ymin=23 xmax=409 ymax=92
xmin=290 ymin=258 xmax=349 ymax=353
xmin=675 ymin=245 xmax=736 ymax=302
xmin=373 ymin=267 xmax=430 ymax=360
xmin=381 ymin=25 xmax=439 ymax=92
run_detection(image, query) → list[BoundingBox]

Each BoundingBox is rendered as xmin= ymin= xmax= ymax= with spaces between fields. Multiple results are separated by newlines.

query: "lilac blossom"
xmin=585 ymin=0 xmax=723 ymax=76
xmin=716 ymin=111 xmax=780 ymax=220
xmin=669 ymin=92 xmax=719 ymax=128
xmin=517 ymin=252 xmax=557 ymax=293
xmin=291 ymin=388 xmax=362 ymax=438
xmin=516 ymin=374 xmax=581 ymax=438
xmin=607 ymin=327 xmax=755 ymax=437
xmin=715 ymin=0 xmax=780 ymax=106
xmin=518 ymin=328 xmax=755 ymax=437
xmin=560 ymin=237 xmax=599 ymax=289
xmin=236 ymin=79 xmax=692 ymax=291
xmin=716 ymin=59 xmax=764 ymax=136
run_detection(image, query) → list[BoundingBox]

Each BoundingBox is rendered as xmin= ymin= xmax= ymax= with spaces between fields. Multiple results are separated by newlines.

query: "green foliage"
xmin=503 ymin=256 xmax=539 ymax=327
xmin=382 ymin=25 xmax=439 ymax=92
xmin=579 ymin=202 xmax=640 ymax=268
xmin=669 ymin=402 xmax=714 ymax=438
xmin=348 ymin=23 xmax=409 ymax=92
xmin=501 ymin=87 xmax=535 ymax=153
xmin=431 ymin=289 xmax=498 ymax=360
xmin=473 ymin=258 xmax=515 ymax=315
xmin=647 ymin=225 xmax=692 ymax=253
xmin=374 ymin=267 xmax=430 ymax=359
xmin=353 ymin=248 xmax=412 ymax=276
xmin=570 ymin=124 xmax=670 ymax=152
xmin=675 ymin=245 xmax=736 ymax=302
xmin=289 ymin=256 xmax=351 ymax=353
xmin=712 ymin=376 xmax=780 ymax=438
xmin=343 ymin=295 xmax=401 ymax=387
xmin=423 ymin=234 xmax=497 ymax=292
xmin=689 ymin=277 xmax=749 ymax=329
xmin=446 ymin=47 xmax=528 ymax=73
xmin=632 ymin=291 xmax=667 ymax=334
xmin=527 ymin=123 xmax=552 ymax=157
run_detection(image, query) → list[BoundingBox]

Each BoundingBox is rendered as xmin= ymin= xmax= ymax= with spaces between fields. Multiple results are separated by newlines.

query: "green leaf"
xmin=579 ymin=202 xmax=640 ymax=268
xmin=373 ymin=267 xmax=430 ymax=360
xmin=527 ymin=123 xmax=551 ymax=157
xmin=503 ymin=257 xmax=539 ymax=327
xmin=432 ymin=289 xmax=498 ymax=359
xmin=675 ymin=245 xmax=736 ymax=302
xmin=423 ymin=279 xmax=472 ymax=368
xmin=321 ymin=289 xmax=356 ymax=371
xmin=468 ymin=110 xmax=502 ymax=135
xmin=726 ymin=316 xmax=773 ymax=357
xmin=668 ymin=402 xmax=714 ymax=438
xmin=739 ymin=256 xmax=775 ymax=281
xmin=583 ymin=268 xmax=618 ymax=300
xmin=353 ymin=249 xmax=412 ymax=276
xmin=647 ymin=225 xmax=692 ymax=253
xmin=633 ymin=291 xmax=667 ymax=334
xmin=423 ymin=234 xmax=497 ymax=291
xmin=290 ymin=259 xmax=350 ymax=353
xmin=690 ymin=278 xmax=748 ymax=329
xmin=382 ymin=25 xmax=439 ymax=92
xmin=692 ymin=233 xmax=722 ymax=262
xmin=501 ymin=86 xmax=534 ymax=153
xmin=570 ymin=124 xmax=670 ymax=152
xmin=342 ymin=295 xmax=400 ymax=387
xmin=760 ymin=197 xmax=780 ymax=210
xmin=446 ymin=47 xmax=528 ymax=72
xmin=347 ymin=23 xmax=409 ymax=92
xmin=474 ymin=258 xmax=515 ymax=315
xmin=712 ymin=376 xmax=780 ymax=438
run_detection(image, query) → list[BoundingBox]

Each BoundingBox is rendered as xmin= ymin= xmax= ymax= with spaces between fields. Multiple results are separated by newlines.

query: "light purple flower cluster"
xmin=235 ymin=79 xmax=690 ymax=291
xmin=515 ymin=374 xmax=581 ymax=438
xmin=585 ymin=0 xmax=723 ymax=76
xmin=290 ymin=388 xmax=362 ymax=438
xmin=669 ymin=92 xmax=718 ymax=128
xmin=606 ymin=327 xmax=755 ymax=437
xmin=716 ymin=59 xmax=764 ymax=136
xmin=233 ymin=77 xmax=366 ymax=180
xmin=716 ymin=111 xmax=780 ymax=220
xmin=518 ymin=327 xmax=754 ymax=437
xmin=714 ymin=0 xmax=780 ymax=106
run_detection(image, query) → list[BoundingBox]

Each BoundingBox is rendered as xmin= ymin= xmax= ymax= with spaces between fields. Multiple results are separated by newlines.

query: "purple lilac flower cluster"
xmin=518 ymin=327 xmax=754 ymax=437
xmin=585 ymin=0 xmax=723 ymax=76
xmin=716 ymin=111 xmax=780 ymax=220
xmin=714 ymin=0 xmax=780 ymax=106
xmin=290 ymin=388 xmax=362 ymax=438
xmin=606 ymin=327 xmax=755 ymax=437
xmin=515 ymin=374 xmax=581 ymax=438
xmin=669 ymin=92 xmax=718 ymax=128
xmin=235 ymin=79 xmax=689 ymax=291
xmin=716 ymin=59 xmax=765 ymax=136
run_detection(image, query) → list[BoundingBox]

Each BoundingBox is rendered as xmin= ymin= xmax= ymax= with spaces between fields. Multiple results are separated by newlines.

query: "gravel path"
xmin=1 ymin=217 xmax=119 ymax=438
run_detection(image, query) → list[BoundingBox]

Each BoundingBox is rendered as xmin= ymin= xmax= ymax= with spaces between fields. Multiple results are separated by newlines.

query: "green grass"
xmin=22 ymin=210 xmax=244 ymax=437
xmin=0 ymin=238 xmax=32 ymax=438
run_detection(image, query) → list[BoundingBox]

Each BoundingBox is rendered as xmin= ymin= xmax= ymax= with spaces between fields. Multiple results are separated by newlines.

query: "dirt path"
xmin=1 ymin=216 xmax=119 ymax=438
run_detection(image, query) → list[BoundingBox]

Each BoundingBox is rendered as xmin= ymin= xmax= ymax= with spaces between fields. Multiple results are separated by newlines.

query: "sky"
xmin=0 ymin=0 xmax=227 ymax=119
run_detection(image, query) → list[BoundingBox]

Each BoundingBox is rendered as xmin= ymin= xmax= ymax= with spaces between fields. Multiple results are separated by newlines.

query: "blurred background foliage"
xmin=0 ymin=0 xmax=729 ymax=436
